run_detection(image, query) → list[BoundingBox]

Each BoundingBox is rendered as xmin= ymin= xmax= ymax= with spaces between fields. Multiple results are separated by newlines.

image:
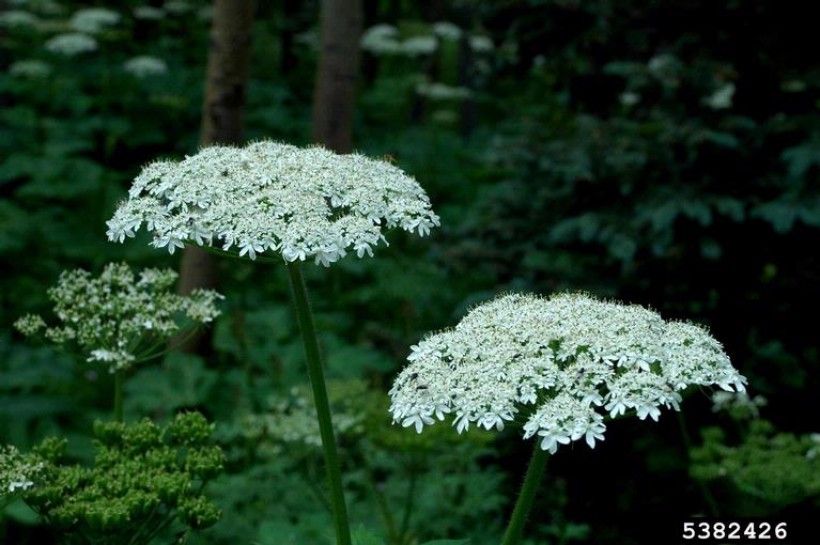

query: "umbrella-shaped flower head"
xmin=389 ymin=292 xmax=746 ymax=453
xmin=14 ymin=263 xmax=222 ymax=372
xmin=106 ymin=141 xmax=440 ymax=266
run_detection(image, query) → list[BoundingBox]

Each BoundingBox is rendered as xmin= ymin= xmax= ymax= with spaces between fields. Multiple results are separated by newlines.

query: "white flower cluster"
xmin=401 ymin=36 xmax=438 ymax=56
xmin=14 ymin=263 xmax=222 ymax=372
xmin=244 ymin=381 xmax=369 ymax=450
xmin=0 ymin=9 xmax=39 ymax=27
xmin=703 ymin=82 xmax=735 ymax=110
xmin=106 ymin=141 xmax=440 ymax=266
xmin=362 ymin=23 xmax=492 ymax=57
xmin=123 ymin=55 xmax=168 ymax=78
xmin=711 ymin=390 xmax=767 ymax=419
xmin=416 ymin=81 xmax=472 ymax=101
xmin=0 ymin=445 xmax=41 ymax=496
xmin=469 ymin=35 xmax=494 ymax=53
xmin=360 ymin=24 xmax=401 ymax=54
xmin=432 ymin=21 xmax=462 ymax=41
xmin=134 ymin=5 xmax=164 ymax=20
xmin=360 ymin=25 xmax=437 ymax=56
xmin=45 ymin=32 xmax=98 ymax=56
xmin=9 ymin=59 xmax=52 ymax=78
xmin=163 ymin=0 xmax=191 ymax=15
xmin=69 ymin=7 xmax=120 ymax=34
xmin=389 ymin=293 xmax=747 ymax=454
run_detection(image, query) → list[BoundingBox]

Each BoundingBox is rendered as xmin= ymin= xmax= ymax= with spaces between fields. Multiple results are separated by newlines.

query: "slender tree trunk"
xmin=178 ymin=0 xmax=255 ymax=351
xmin=312 ymin=0 xmax=363 ymax=152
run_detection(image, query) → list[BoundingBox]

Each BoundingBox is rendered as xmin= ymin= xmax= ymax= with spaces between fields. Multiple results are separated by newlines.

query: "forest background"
xmin=1 ymin=0 xmax=818 ymax=544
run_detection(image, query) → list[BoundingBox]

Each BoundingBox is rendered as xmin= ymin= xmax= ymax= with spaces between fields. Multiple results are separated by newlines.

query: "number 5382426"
xmin=682 ymin=521 xmax=787 ymax=541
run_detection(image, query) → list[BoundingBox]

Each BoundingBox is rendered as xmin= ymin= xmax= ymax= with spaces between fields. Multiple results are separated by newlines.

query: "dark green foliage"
xmin=691 ymin=421 xmax=820 ymax=516
xmin=1 ymin=0 xmax=817 ymax=544
xmin=18 ymin=413 xmax=223 ymax=544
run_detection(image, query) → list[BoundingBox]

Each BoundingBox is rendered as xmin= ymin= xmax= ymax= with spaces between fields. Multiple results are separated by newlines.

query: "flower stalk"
xmin=286 ymin=261 xmax=352 ymax=545
xmin=501 ymin=444 xmax=549 ymax=545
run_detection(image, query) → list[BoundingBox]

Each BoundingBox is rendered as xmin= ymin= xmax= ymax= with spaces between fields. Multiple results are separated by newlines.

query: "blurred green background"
xmin=1 ymin=0 xmax=818 ymax=544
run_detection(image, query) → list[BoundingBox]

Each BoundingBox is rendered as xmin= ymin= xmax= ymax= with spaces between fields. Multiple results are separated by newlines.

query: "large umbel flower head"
xmin=106 ymin=141 xmax=440 ymax=266
xmin=389 ymin=293 xmax=747 ymax=454
xmin=14 ymin=263 xmax=222 ymax=372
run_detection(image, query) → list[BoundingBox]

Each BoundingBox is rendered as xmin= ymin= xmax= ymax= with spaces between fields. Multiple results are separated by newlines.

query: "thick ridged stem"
xmin=286 ymin=261 xmax=352 ymax=545
xmin=501 ymin=444 xmax=549 ymax=545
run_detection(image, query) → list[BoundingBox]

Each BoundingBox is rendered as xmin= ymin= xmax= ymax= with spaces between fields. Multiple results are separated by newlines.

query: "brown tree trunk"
xmin=312 ymin=0 xmax=363 ymax=153
xmin=178 ymin=0 xmax=255 ymax=352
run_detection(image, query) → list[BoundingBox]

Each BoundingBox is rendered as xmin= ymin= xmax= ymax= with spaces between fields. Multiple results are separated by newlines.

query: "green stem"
xmin=113 ymin=370 xmax=124 ymax=422
xmin=501 ymin=443 xmax=549 ymax=545
xmin=398 ymin=459 xmax=419 ymax=539
xmin=286 ymin=262 xmax=352 ymax=545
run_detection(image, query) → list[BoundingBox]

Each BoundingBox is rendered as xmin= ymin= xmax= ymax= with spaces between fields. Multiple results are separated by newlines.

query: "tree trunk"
xmin=199 ymin=0 xmax=255 ymax=146
xmin=312 ymin=0 xmax=363 ymax=153
xmin=178 ymin=0 xmax=255 ymax=352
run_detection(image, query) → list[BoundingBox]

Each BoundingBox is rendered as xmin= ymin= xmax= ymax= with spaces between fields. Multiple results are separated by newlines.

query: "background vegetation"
xmin=1 ymin=0 xmax=818 ymax=544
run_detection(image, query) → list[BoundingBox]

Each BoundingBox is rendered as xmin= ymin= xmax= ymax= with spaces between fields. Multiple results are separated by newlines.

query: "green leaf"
xmin=420 ymin=540 xmax=470 ymax=545
xmin=352 ymin=525 xmax=386 ymax=545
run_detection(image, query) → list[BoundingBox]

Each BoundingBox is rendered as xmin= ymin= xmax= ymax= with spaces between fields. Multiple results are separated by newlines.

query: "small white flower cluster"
xmin=401 ymin=36 xmax=438 ymax=57
xmin=163 ymin=0 xmax=191 ymax=15
xmin=123 ymin=55 xmax=168 ymax=78
xmin=360 ymin=25 xmax=437 ymax=56
xmin=389 ymin=293 xmax=747 ymax=454
xmin=0 ymin=445 xmax=41 ymax=496
xmin=432 ymin=21 xmax=462 ymax=41
xmin=44 ymin=32 xmax=98 ymax=56
xmin=245 ymin=381 xmax=368 ymax=450
xmin=469 ymin=35 xmax=494 ymax=53
xmin=134 ymin=5 xmax=164 ymax=20
xmin=362 ymin=23 xmax=493 ymax=57
xmin=711 ymin=390 xmax=767 ymax=419
xmin=9 ymin=59 xmax=52 ymax=78
xmin=14 ymin=263 xmax=222 ymax=372
xmin=0 ymin=9 xmax=39 ymax=27
xmin=69 ymin=7 xmax=120 ymax=34
xmin=703 ymin=82 xmax=735 ymax=110
xmin=106 ymin=141 xmax=439 ymax=266
xmin=360 ymin=24 xmax=401 ymax=54
xmin=416 ymin=81 xmax=472 ymax=101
